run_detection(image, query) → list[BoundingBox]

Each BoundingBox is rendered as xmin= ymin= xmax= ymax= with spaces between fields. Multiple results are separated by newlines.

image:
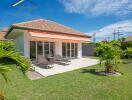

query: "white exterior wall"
xmin=77 ymin=43 xmax=82 ymax=58
xmin=7 ymin=29 xmax=83 ymax=59
xmin=7 ymin=30 xmax=25 ymax=55
xmin=23 ymin=31 xmax=31 ymax=58
xmin=6 ymin=30 xmax=31 ymax=58
xmin=14 ymin=33 xmax=24 ymax=55
xmin=55 ymin=41 xmax=62 ymax=56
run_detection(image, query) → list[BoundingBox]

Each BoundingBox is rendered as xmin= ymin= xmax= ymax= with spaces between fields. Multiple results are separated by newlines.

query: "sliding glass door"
xmin=37 ymin=41 xmax=43 ymax=57
xmin=44 ymin=42 xmax=49 ymax=57
xmin=71 ymin=43 xmax=75 ymax=57
xmin=67 ymin=43 xmax=70 ymax=57
xmin=44 ymin=42 xmax=55 ymax=57
xmin=30 ymin=41 xmax=36 ymax=60
xmin=30 ymin=41 xmax=55 ymax=60
xmin=50 ymin=42 xmax=54 ymax=57
xmin=62 ymin=42 xmax=78 ymax=58
xmin=62 ymin=43 xmax=66 ymax=58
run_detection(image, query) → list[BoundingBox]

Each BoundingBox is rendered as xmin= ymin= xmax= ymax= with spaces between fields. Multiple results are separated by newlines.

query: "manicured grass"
xmin=0 ymin=63 xmax=132 ymax=100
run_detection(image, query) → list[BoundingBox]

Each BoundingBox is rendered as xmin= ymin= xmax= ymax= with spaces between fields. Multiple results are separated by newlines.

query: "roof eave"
xmin=5 ymin=25 xmax=91 ymax=38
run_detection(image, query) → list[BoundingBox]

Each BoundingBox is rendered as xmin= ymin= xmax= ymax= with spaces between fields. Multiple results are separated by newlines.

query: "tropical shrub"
xmin=0 ymin=40 xmax=14 ymax=51
xmin=120 ymin=42 xmax=132 ymax=58
xmin=121 ymin=42 xmax=132 ymax=50
xmin=0 ymin=65 xmax=11 ymax=82
xmin=96 ymin=41 xmax=122 ymax=73
xmin=125 ymin=47 xmax=132 ymax=58
xmin=0 ymin=41 xmax=31 ymax=73
xmin=0 ymin=40 xmax=31 ymax=100
xmin=125 ymin=47 xmax=132 ymax=63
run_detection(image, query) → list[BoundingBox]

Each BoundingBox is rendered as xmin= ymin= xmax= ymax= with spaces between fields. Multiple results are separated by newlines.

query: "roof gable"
xmin=12 ymin=19 xmax=89 ymax=37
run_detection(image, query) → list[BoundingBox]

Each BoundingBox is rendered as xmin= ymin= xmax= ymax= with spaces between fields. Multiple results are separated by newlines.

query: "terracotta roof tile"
xmin=0 ymin=31 xmax=7 ymax=40
xmin=0 ymin=28 xmax=9 ymax=40
xmin=13 ymin=19 xmax=89 ymax=37
xmin=2 ymin=28 xmax=9 ymax=32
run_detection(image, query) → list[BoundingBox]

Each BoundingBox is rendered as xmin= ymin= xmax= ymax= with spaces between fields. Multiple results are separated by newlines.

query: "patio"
xmin=34 ymin=57 xmax=99 ymax=77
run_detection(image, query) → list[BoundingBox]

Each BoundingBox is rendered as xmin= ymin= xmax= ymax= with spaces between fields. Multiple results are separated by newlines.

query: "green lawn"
xmin=0 ymin=63 xmax=132 ymax=100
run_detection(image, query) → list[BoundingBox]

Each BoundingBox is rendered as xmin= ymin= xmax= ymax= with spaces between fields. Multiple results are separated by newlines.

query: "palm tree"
xmin=0 ymin=40 xmax=31 ymax=100
xmin=0 ymin=65 xmax=11 ymax=100
xmin=0 ymin=66 xmax=11 ymax=82
xmin=0 ymin=41 xmax=30 ymax=73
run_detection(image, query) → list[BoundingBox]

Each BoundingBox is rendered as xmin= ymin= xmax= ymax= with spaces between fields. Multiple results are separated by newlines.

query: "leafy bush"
xmin=0 ymin=41 xmax=31 ymax=73
xmin=120 ymin=42 xmax=132 ymax=58
xmin=96 ymin=41 xmax=122 ymax=73
xmin=125 ymin=47 xmax=132 ymax=63
xmin=0 ymin=41 xmax=31 ymax=99
xmin=0 ymin=40 xmax=15 ymax=51
xmin=125 ymin=47 xmax=132 ymax=57
xmin=121 ymin=42 xmax=132 ymax=50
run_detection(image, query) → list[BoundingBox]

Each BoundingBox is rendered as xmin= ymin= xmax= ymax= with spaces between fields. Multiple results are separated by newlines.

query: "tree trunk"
xmin=0 ymin=92 xmax=5 ymax=100
xmin=105 ymin=64 xmax=114 ymax=73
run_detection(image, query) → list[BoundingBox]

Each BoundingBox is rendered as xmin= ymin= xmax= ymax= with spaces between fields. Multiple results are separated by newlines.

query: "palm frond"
xmin=1 ymin=73 xmax=8 ymax=82
xmin=0 ymin=66 xmax=11 ymax=73
xmin=0 ymin=48 xmax=31 ymax=73
xmin=0 ymin=66 xmax=11 ymax=82
xmin=0 ymin=41 xmax=31 ymax=82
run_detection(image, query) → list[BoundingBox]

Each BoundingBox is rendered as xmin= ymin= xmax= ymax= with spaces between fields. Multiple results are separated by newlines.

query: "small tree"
xmin=96 ymin=41 xmax=122 ymax=73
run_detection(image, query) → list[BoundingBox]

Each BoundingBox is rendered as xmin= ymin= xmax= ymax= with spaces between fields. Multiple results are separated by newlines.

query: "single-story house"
xmin=5 ymin=19 xmax=91 ymax=60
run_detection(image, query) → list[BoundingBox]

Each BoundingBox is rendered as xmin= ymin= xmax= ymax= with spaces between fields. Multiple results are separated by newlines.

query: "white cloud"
xmin=88 ymin=19 xmax=132 ymax=41
xmin=59 ymin=0 xmax=132 ymax=17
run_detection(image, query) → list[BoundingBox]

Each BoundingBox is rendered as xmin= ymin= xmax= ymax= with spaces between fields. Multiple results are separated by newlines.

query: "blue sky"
xmin=0 ymin=0 xmax=132 ymax=41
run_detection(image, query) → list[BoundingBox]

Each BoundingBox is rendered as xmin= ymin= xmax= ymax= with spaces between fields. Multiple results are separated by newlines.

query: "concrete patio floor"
xmin=34 ymin=57 xmax=99 ymax=77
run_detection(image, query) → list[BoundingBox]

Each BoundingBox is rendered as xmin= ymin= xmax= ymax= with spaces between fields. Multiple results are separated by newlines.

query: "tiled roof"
xmin=0 ymin=32 xmax=6 ymax=40
xmin=2 ymin=28 xmax=9 ymax=32
xmin=12 ymin=19 xmax=90 ymax=37
xmin=0 ymin=28 xmax=9 ymax=40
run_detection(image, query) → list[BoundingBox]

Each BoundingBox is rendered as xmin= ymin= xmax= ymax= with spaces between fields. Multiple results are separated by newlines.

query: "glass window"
xmin=62 ymin=42 xmax=78 ymax=58
xmin=44 ymin=42 xmax=49 ymax=57
xmin=67 ymin=43 xmax=70 ymax=57
xmin=37 ymin=41 xmax=43 ymax=57
xmin=71 ymin=43 xmax=75 ymax=57
xmin=75 ymin=43 xmax=78 ymax=57
xmin=50 ymin=42 xmax=55 ymax=57
xmin=30 ymin=41 xmax=36 ymax=60
xmin=62 ymin=43 xmax=66 ymax=57
xmin=30 ymin=41 xmax=55 ymax=60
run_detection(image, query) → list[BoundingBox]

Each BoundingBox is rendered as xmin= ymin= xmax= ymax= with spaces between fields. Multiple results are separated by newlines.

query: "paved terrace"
xmin=34 ymin=58 xmax=99 ymax=77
